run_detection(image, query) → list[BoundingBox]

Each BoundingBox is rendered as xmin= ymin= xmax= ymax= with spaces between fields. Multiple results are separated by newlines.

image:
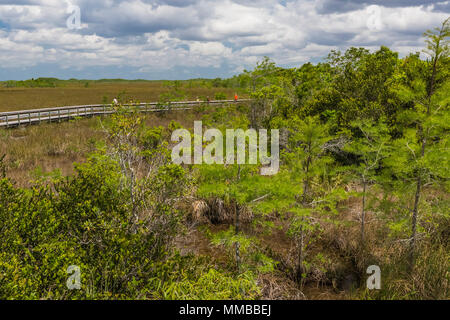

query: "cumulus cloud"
xmin=0 ymin=0 xmax=448 ymax=79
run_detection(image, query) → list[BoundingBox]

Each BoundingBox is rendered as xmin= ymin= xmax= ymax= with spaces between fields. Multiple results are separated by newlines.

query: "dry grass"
xmin=0 ymin=117 xmax=102 ymax=186
xmin=188 ymin=198 xmax=254 ymax=225
xmin=0 ymin=81 xmax=241 ymax=185
xmin=0 ymin=108 xmax=214 ymax=187
xmin=0 ymin=81 xmax=241 ymax=112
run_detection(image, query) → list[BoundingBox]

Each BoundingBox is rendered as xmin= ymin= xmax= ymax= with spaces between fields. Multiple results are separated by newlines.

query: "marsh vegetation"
xmin=0 ymin=20 xmax=448 ymax=300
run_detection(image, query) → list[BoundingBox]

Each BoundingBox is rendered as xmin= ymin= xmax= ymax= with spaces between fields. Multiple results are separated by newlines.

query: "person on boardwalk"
xmin=234 ymin=93 xmax=238 ymax=102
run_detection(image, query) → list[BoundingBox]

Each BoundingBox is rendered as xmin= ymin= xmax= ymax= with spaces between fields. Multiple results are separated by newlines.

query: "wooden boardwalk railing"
xmin=0 ymin=99 xmax=251 ymax=128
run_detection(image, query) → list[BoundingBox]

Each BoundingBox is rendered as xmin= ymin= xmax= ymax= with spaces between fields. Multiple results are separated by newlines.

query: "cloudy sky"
xmin=0 ymin=0 xmax=448 ymax=80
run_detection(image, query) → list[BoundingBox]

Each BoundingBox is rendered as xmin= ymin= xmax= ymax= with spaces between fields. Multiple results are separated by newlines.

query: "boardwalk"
xmin=0 ymin=99 xmax=250 ymax=128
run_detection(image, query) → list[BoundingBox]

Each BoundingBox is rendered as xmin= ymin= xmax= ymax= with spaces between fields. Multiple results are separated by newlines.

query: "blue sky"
xmin=0 ymin=0 xmax=448 ymax=80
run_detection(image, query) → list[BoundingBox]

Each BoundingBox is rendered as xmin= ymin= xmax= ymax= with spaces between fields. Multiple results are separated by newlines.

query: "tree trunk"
xmin=298 ymin=218 xmax=305 ymax=287
xmin=235 ymin=200 xmax=241 ymax=272
xmin=409 ymin=175 xmax=421 ymax=270
xmin=298 ymin=149 xmax=311 ymax=283
xmin=235 ymin=165 xmax=241 ymax=271
xmin=361 ymin=179 xmax=367 ymax=246
xmin=409 ymin=137 xmax=426 ymax=270
xmin=130 ymin=168 xmax=139 ymax=234
xmin=408 ymin=17 xmax=445 ymax=272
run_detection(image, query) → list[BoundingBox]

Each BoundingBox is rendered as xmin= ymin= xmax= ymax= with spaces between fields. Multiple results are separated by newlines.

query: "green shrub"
xmin=215 ymin=92 xmax=227 ymax=100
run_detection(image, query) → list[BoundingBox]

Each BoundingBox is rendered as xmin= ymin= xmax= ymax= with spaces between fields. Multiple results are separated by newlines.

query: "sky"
xmin=0 ymin=0 xmax=448 ymax=80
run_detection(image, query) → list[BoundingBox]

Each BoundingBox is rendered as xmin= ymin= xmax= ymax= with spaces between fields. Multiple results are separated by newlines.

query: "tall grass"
xmin=0 ymin=107 xmax=217 ymax=186
xmin=0 ymin=81 xmax=243 ymax=112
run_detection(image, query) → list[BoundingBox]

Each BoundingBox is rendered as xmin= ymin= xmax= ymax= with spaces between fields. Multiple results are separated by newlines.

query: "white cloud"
xmin=0 ymin=0 xmax=448 ymax=78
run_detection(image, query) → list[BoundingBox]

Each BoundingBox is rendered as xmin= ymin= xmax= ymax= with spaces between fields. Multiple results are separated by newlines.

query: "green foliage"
xmin=208 ymin=226 xmax=277 ymax=274
xmin=381 ymin=18 xmax=449 ymax=245
xmin=2 ymin=78 xmax=58 ymax=88
xmin=214 ymin=92 xmax=227 ymax=100
xmin=151 ymin=254 xmax=260 ymax=300
xmin=0 ymin=105 xmax=194 ymax=299
xmin=160 ymin=80 xmax=187 ymax=102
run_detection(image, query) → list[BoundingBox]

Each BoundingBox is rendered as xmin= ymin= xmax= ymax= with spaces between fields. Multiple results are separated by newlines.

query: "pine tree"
xmin=389 ymin=18 xmax=449 ymax=270
xmin=283 ymin=116 xmax=347 ymax=283
xmin=344 ymin=119 xmax=390 ymax=247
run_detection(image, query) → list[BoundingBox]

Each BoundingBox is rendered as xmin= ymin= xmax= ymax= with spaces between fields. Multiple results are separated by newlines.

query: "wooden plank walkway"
xmin=0 ymin=99 xmax=250 ymax=128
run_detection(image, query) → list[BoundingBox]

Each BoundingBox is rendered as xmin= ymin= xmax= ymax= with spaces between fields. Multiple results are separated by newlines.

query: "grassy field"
xmin=0 ymin=80 xmax=244 ymax=185
xmin=0 ymin=80 xmax=241 ymax=184
xmin=0 ymin=107 xmax=214 ymax=186
xmin=0 ymin=81 xmax=241 ymax=112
